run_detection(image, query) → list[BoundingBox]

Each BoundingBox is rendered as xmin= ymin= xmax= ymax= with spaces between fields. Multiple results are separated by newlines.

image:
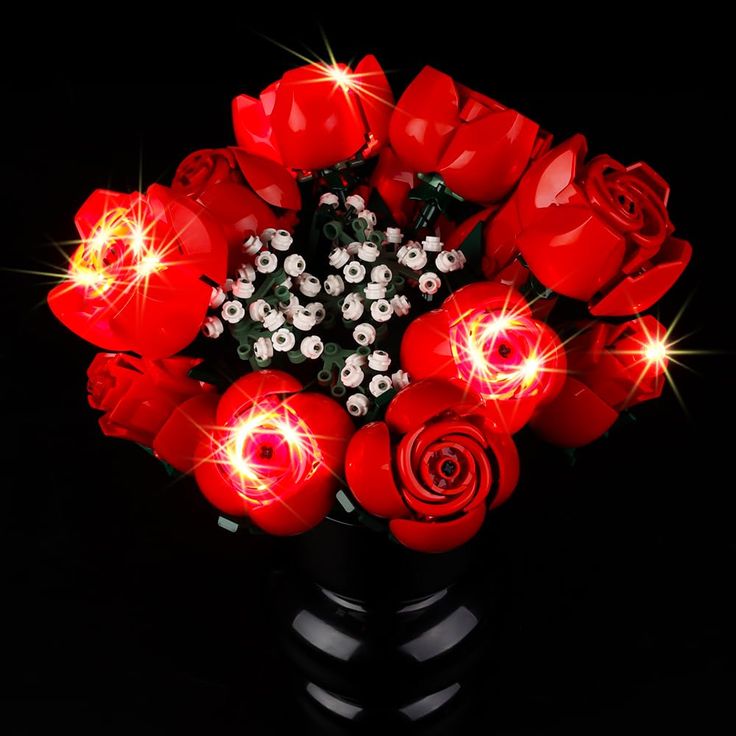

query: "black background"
xmin=3 ymin=15 xmax=735 ymax=734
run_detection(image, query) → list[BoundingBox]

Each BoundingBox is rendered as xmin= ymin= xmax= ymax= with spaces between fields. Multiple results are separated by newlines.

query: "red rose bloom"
xmin=531 ymin=315 xmax=669 ymax=447
xmin=485 ymin=135 xmax=692 ymax=316
xmin=191 ymin=371 xmax=354 ymax=535
xmin=232 ymin=56 xmax=393 ymax=173
xmin=87 ymin=353 xmax=214 ymax=447
xmin=172 ymin=147 xmax=300 ymax=255
xmin=400 ymin=283 xmax=566 ymax=433
xmin=48 ymin=186 xmax=228 ymax=358
xmin=346 ymin=379 xmax=519 ymax=553
xmin=389 ymin=66 xmax=550 ymax=203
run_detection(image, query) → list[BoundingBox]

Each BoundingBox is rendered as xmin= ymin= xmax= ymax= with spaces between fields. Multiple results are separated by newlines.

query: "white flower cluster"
xmin=200 ymin=228 xmax=327 ymax=363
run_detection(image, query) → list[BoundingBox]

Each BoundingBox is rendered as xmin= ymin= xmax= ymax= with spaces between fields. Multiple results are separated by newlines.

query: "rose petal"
xmin=216 ymin=370 xmax=303 ymax=426
xmin=390 ymin=505 xmax=486 ymax=553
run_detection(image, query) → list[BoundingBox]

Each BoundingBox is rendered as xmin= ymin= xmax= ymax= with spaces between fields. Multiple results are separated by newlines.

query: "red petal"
xmin=390 ymin=505 xmax=486 ymax=553
xmin=389 ymin=66 xmax=458 ymax=172
xmin=216 ymin=370 xmax=303 ymax=426
xmin=369 ymin=146 xmax=417 ymax=227
xmin=385 ymin=378 xmax=484 ymax=436
xmin=354 ymin=54 xmax=394 ymax=150
xmin=194 ymin=441 xmax=253 ymax=517
xmin=345 ymin=422 xmax=407 ymax=518
xmin=485 ymin=430 xmax=520 ymax=508
xmin=230 ymin=149 xmax=301 ymax=211
xmin=530 ymin=378 xmax=619 ymax=447
xmin=445 ymin=206 xmax=495 ymax=252
xmin=443 ymin=282 xmax=529 ymax=324
xmin=74 ymin=190 xmax=137 ymax=240
xmin=153 ymin=394 xmax=218 ymax=473
xmin=399 ymin=309 xmax=456 ymax=383
xmin=231 ymin=94 xmax=282 ymax=164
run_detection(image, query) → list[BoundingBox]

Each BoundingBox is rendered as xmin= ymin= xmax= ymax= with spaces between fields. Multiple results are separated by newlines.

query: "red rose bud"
xmin=345 ymin=379 xmax=519 ymax=553
xmin=232 ymin=56 xmax=393 ymax=173
xmin=48 ymin=186 xmax=228 ymax=358
xmin=172 ymin=147 xmax=300 ymax=257
xmin=191 ymin=370 xmax=354 ymax=535
xmin=400 ymin=282 xmax=566 ymax=433
xmin=86 ymin=353 xmax=214 ymax=447
xmin=389 ymin=66 xmax=550 ymax=203
xmin=531 ymin=315 xmax=669 ymax=447
xmin=485 ymin=135 xmax=692 ymax=316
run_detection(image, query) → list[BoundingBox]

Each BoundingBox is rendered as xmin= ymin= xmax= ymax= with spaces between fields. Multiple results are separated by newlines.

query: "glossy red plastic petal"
xmin=390 ymin=505 xmax=486 ymax=553
xmin=530 ymin=378 xmax=619 ymax=447
xmin=232 ymin=94 xmax=282 ymax=164
xmin=193 ymin=441 xmax=254 ymax=517
xmin=153 ymin=394 xmax=218 ymax=473
xmin=230 ymin=149 xmax=301 ymax=211
xmin=443 ymin=282 xmax=530 ymax=324
xmin=385 ymin=378 xmax=484 ymax=435
xmin=353 ymin=54 xmax=393 ymax=149
xmin=216 ymin=370 xmax=303 ymax=426
xmin=345 ymin=422 xmax=407 ymax=518
xmin=399 ymin=310 xmax=456 ymax=383
xmin=485 ymin=430 xmax=520 ymax=508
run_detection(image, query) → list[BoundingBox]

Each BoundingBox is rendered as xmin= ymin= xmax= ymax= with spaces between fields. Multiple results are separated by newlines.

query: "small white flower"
xmin=358 ymin=209 xmax=377 ymax=228
xmin=201 ymin=315 xmax=224 ymax=339
xmin=300 ymin=335 xmax=324 ymax=359
xmin=368 ymin=374 xmax=392 ymax=397
xmin=345 ymin=352 xmax=367 ymax=368
xmin=243 ymin=235 xmax=263 ymax=255
xmin=435 ymin=250 xmax=466 ymax=273
xmin=292 ymin=307 xmax=317 ymax=332
xmin=328 ymin=246 xmax=350 ymax=269
xmin=357 ymin=242 xmax=379 ymax=262
xmin=270 ymin=229 xmax=293 ymax=251
xmin=346 ymin=393 xmax=370 ymax=417
xmin=283 ymin=254 xmax=306 ymax=277
xmin=385 ymin=227 xmax=403 ymax=245
xmin=238 ymin=263 xmax=256 ymax=282
xmin=279 ymin=294 xmax=301 ymax=322
xmin=223 ymin=278 xmax=234 ymax=293
xmin=263 ymin=309 xmax=286 ymax=331
xmin=346 ymin=240 xmax=361 ymax=256
xmin=390 ymin=294 xmax=411 ymax=316
xmin=271 ymin=328 xmax=296 ymax=352
xmin=209 ymin=287 xmax=227 ymax=308
xmin=352 ymin=322 xmax=376 ymax=346
xmin=256 ymin=251 xmax=278 ymax=273
xmin=391 ymin=369 xmax=411 ymax=390
xmin=319 ymin=192 xmax=340 ymax=207
xmin=344 ymin=261 xmax=366 ymax=284
xmin=298 ymin=273 xmax=321 ymax=297
xmin=248 ymin=299 xmax=271 ymax=322
xmin=421 ymin=235 xmax=443 ymax=252
xmin=370 ymin=264 xmax=392 ymax=285
xmin=419 ymin=272 xmax=441 ymax=295
xmin=221 ymin=300 xmax=246 ymax=324
xmin=232 ymin=279 xmax=255 ymax=299
xmin=399 ymin=246 xmax=427 ymax=271
xmin=370 ymin=299 xmax=392 ymax=322
xmin=305 ymin=302 xmax=326 ymax=324
xmin=368 ymin=350 xmax=391 ymax=371
xmin=341 ymin=363 xmax=364 ymax=388
xmin=345 ymin=193 xmax=365 ymax=212
xmin=364 ymin=282 xmax=386 ymax=300
xmin=323 ymin=274 xmax=345 ymax=296
xmin=253 ymin=337 xmax=274 ymax=360
xmin=342 ymin=292 xmax=364 ymax=321
xmin=260 ymin=227 xmax=277 ymax=244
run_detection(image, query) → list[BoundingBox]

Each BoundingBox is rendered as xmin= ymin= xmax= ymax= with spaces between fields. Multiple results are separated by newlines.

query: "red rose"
xmin=172 ymin=147 xmax=300 ymax=255
xmin=485 ymin=135 xmax=692 ymax=316
xmin=87 ymin=353 xmax=214 ymax=447
xmin=400 ymin=282 xmax=566 ymax=433
xmin=388 ymin=66 xmax=550 ymax=203
xmin=48 ymin=186 xmax=228 ymax=358
xmin=345 ymin=379 xmax=519 ymax=553
xmin=191 ymin=370 xmax=354 ymax=535
xmin=531 ymin=315 xmax=669 ymax=447
xmin=232 ymin=56 xmax=393 ymax=172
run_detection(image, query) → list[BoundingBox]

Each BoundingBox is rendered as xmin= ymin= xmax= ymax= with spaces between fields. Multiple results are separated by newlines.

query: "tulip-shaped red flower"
xmin=388 ymin=66 xmax=549 ymax=204
xmin=48 ymin=186 xmax=228 ymax=358
xmin=232 ymin=56 xmax=393 ymax=173
xmin=485 ymin=135 xmax=692 ymax=316
xmin=172 ymin=147 xmax=300 ymax=255
xmin=345 ymin=379 xmax=519 ymax=553
xmin=531 ymin=315 xmax=669 ymax=447
xmin=400 ymin=283 xmax=566 ymax=433
xmin=191 ymin=370 xmax=354 ymax=535
xmin=86 ymin=353 xmax=214 ymax=447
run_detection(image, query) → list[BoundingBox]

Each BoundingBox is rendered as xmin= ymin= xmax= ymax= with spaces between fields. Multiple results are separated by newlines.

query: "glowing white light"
xmin=644 ymin=340 xmax=668 ymax=365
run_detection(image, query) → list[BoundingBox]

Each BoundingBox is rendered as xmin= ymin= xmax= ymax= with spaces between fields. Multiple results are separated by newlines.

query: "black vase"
xmin=274 ymin=510 xmax=496 ymax=729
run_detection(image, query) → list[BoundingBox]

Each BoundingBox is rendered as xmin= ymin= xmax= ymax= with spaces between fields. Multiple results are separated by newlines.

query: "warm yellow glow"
xmin=643 ymin=339 xmax=668 ymax=365
xmin=326 ymin=65 xmax=353 ymax=91
xmin=130 ymin=227 xmax=146 ymax=254
xmin=520 ymin=357 xmax=541 ymax=381
xmin=136 ymin=254 xmax=164 ymax=277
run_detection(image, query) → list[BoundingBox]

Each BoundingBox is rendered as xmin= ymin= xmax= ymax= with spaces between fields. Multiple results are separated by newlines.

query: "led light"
xmin=644 ymin=339 xmax=668 ymax=365
xmin=136 ymin=254 xmax=163 ymax=277
xmin=326 ymin=65 xmax=353 ymax=91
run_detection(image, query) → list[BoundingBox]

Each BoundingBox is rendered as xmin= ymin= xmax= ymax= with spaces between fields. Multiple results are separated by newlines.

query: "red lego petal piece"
xmin=390 ymin=505 xmax=486 ymax=553
xmin=232 ymin=94 xmax=282 ymax=164
xmin=216 ymin=370 xmax=303 ymax=426
xmin=354 ymin=54 xmax=394 ymax=149
xmin=399 ymin=309 xmax=456 ymax=383
xmin=230 ymin=149 xmax=301 ymax=211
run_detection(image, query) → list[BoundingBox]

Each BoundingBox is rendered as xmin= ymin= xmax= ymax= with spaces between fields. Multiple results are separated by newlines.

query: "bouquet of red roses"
xmin=48 ymin=58 xmax=691 ymax=553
